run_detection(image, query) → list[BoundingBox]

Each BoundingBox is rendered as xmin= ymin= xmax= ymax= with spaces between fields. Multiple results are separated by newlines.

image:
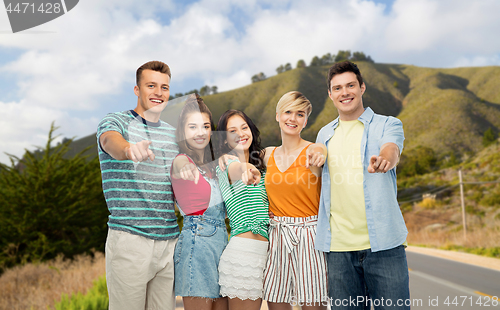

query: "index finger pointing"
xmin=147 ymin=148 xmax=155 ymax=161
xmin=194 ymin=167 xmax=199 ymax=184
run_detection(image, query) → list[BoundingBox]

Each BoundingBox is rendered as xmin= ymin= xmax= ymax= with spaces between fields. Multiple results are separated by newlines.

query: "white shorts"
xmin=105 ymin=229 xmax=177 ymax=310
xmin=218 ymin=236 xmax=269 ymax=300
xmin=263 ymin=215 xmax=328 ymax=304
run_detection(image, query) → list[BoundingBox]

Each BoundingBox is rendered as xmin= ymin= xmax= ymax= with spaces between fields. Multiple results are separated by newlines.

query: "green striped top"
xmin=216 ymin=159 xmax=269 ymax=239
xmin=97 ymin=110 xmax=179 ymax=240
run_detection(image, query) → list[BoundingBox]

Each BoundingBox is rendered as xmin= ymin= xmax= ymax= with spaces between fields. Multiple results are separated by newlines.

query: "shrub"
xmin=51 ymin=275 xmax=108 ymax=310
xmin=420 ymin=197 xmax=438 ymax=209
xmin=398 ymin=146 xmax=437 ymax=177
xmin=0 ymin=124 xmax=108 ymax=273
xmin=482 ymin=127 xmax=497 ymax=147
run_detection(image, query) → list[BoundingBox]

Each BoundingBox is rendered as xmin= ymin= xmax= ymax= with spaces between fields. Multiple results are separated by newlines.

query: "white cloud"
xmin=0 ymin=100 xmax=60 ymax=163
xmin=453 ymin=55 xmax=500 ymax=68
xmin=382 ymin=0 xmax=500 ymax=66
xmin=211 ymin=70 xmax=251 ymax=91
xmin=1 ymin=0 xmax=500 ymax=163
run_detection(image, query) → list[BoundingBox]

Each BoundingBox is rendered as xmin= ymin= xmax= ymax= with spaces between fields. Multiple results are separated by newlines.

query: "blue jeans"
xmin=326 ymin=245 xmax=410 ymax=310
xmin=174 ymin=202 xmax=228 ymax=298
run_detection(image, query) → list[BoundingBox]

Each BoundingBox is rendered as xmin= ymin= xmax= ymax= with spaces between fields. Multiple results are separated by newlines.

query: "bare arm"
xmin=227 ymin=162 xmax=261 ymax=185
xmin=368 ymin=142 xmax=400 ymax=173
xmin=306 ymin=143 xmax=327 ymax=177
xmin=100 ymin=131 xmax=154 ymax=162
xmin=172 ymin=155 xmax=200 ymax=184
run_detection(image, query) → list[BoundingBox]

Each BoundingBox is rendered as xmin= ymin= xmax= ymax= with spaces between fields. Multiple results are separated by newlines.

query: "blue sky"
xmin=1 ymin=0 xmax=500 ymax=164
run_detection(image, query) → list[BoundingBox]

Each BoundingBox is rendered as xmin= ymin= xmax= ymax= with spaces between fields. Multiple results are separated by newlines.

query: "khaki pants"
xmin=105 ymin=229 xmax=178 ymax=310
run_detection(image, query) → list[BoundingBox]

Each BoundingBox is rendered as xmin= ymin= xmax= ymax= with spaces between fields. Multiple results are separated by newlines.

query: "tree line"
xmin=170 ymin=85 xmax=218 ymax=100
xmin=168 ymin=51 xmax=374 ymax=95
xmin=251 ymin=50 xmax=375 ymax=83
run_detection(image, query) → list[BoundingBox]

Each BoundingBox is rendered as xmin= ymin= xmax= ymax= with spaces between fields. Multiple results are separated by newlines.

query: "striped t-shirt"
xmin=216 ymin=159 xmax=269 ymax=239
xmin=97 ymin=110 xmax=179 ymax=240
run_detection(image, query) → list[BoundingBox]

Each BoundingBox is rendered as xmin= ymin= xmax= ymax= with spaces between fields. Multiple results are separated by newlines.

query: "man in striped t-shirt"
xmin=97 ymin=61 xmax=179 ymax=310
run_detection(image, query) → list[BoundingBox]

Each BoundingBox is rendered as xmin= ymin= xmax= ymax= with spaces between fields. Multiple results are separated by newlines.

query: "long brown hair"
xmin=216 ymin=109 xmax=266 ymax=171
xmin=175 ymin=94 xmax=216 ymax=175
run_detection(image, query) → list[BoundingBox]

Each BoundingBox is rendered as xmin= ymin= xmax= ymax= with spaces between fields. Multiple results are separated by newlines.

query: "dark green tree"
xmin=310 ymin=56 xmax=320 ymax=66
xmin=296 ymin=59 xmax=306 ymax=68
xmin=199 ymin=85 xmax=211 ymax=96
xmin=0 ymin=123 xmax=108 ymax=273
xmin=284 ymin=63 xmax=292 ymax=71
xmin=351 ymin=51 xmax=367 ymax=62
xmin=483 ymin=127 xmax=497 ymax=147
xmin=211 ymin=86 xmax=218 ymax=94
xmin=251 ymin=72 xmax=266 ymax=83
xmin=397 ymin=146 xmax=437 ymax=177
xmin=335 ymin=50 xmax=351 ymax=62
xmin=276 ymin=65 xmax=284 ymax=74
xmin=320 ymin=53 xmax=333 ymax=65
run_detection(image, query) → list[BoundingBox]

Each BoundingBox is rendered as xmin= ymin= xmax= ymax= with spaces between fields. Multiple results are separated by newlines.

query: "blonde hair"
xmin=276 ymin=91 xmax=312 ymax=117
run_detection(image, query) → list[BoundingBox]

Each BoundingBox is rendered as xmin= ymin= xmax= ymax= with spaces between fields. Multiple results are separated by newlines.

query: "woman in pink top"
xmin=171 ymin=94 xmax=228 ymax=310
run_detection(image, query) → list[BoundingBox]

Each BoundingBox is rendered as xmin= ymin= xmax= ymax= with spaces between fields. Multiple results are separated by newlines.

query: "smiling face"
xmin=276 ymin=109 xmax=307 ymax=136
xmin=328 ymin=71 xmax=366 ymax=121
xmin=184 ymin=112 xmax=211 ymax=155
xmin=134 ymin=69 xmax=170 ymax=120
xmin=226 ymin=115 xmax=253 ymax=153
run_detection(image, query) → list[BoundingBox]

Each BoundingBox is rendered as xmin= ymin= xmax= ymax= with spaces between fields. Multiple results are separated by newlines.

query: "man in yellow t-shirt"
xmin=316 ymin=61 xmax=409 ymax=309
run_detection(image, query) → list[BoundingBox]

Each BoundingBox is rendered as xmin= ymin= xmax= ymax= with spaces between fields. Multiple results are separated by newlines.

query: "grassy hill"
xmin=204 ymin=62 xmax=500 ymax=158
xmin=68 ymin=62 xmax=500 ymax=161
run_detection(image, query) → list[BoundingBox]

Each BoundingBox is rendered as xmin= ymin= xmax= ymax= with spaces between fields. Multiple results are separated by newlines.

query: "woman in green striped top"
xmin=215 ymin=110 xmax=270 ymax=310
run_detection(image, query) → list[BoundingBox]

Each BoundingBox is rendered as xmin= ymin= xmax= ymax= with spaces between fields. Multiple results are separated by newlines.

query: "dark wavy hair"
xmin=326 ymin=60 xmax=364 ymax=92
xmin=216 ymin=109 xmax=266 ymax=171
xmin=175 ymin=94 xmax=216 ymax=175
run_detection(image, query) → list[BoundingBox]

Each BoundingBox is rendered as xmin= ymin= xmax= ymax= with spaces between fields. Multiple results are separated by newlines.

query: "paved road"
xmin=175 ymin=252 xmax=500 ymax=309
xmin=407 ymin=252 xmax=500 ymax=309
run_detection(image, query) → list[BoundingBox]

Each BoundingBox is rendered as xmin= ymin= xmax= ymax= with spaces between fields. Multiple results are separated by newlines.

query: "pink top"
xmin=171 ymin=154 xmax=211 ymax=216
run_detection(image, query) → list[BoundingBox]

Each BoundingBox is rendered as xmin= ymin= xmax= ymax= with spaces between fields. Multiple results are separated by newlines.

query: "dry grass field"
xmin=404 ymin=199 xmax=500 ymax=258
xmin=0 ymin=252 xmax=105 ymax=310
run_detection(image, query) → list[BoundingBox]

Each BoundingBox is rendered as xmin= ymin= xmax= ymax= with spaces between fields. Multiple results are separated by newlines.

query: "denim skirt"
xmin=174 ymin=202 xmax=228 ymax=298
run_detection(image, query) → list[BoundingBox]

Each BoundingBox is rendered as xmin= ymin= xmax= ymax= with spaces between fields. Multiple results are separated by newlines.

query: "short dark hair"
xmin=136 ymin=61 xmax=171 ymax=85
xmin=216 ymin=110 xmax=266 ymax=171
xmin=326 ymin=60 xmax=364 ymax=91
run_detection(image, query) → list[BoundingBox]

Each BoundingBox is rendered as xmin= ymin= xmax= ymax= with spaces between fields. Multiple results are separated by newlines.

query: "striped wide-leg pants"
xmin=263 ymin=215 xmax=328 ymax=304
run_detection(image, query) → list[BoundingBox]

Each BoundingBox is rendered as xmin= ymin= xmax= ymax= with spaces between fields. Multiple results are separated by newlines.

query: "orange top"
xmin=265 ymin=145 xmax=321 ymax=217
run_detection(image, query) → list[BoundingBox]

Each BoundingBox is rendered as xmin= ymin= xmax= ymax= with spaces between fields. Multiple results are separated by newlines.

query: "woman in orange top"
xmin=262 ymin=91 xmax=328 ymax=310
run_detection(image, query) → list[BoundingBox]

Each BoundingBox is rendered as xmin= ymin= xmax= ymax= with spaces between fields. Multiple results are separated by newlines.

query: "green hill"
xmin=204 ymin=62 xmax=500 ymax=157
xmin=68 ymin=62 xmax=500 ymax=161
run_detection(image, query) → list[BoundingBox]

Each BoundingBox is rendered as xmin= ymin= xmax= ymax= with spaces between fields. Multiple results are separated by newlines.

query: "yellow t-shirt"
xmin=328 ymin=120 xmax=371 ymax=251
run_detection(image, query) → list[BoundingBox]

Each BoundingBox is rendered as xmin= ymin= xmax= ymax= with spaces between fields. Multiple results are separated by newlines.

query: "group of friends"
xmin=97 ymin=60 xmax=410 ymax=310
